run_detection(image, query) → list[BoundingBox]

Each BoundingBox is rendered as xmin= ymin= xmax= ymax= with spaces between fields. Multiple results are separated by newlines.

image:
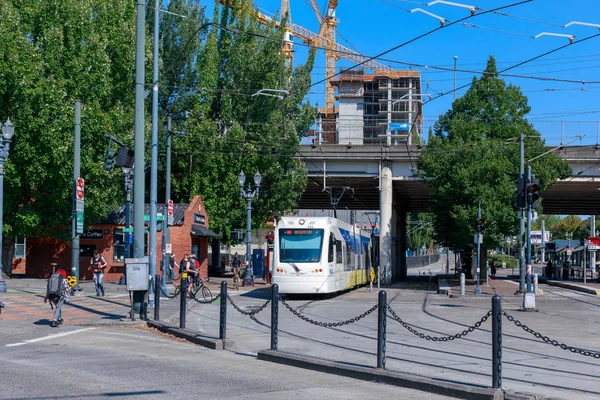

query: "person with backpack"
xmin=44 ymin=269 xmax=70 ymax=327
xmin=90 ymin=250 xmax=107 ymax=297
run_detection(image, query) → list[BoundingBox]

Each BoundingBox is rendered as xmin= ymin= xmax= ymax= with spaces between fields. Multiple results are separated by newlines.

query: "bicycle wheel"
xmin=201 ymin=285 xmax=212 ymax=301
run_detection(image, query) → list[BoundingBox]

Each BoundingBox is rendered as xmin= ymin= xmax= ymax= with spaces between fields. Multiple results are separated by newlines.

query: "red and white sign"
xmin=166 ymin=243 xmax=172 ymax=254
xmin=167 ymin=199 xmax=173 ymax=217
xmin=588 ymin=237 xmax=600 ymax=251
xmin=76 ymin=178 xmax=85 ymax=200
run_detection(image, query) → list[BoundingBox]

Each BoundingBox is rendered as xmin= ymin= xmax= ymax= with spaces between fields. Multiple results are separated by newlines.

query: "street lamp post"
xmin=238 ymin=171 xmax=261 ymax=287
xmin=0 ymin=119 xmax=15 ymax=292
xmin=453 ymin=56 xmax=458 ymax=100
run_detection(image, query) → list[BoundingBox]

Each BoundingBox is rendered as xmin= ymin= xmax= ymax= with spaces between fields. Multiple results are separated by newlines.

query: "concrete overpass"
xmin=295 ymin=144 xmax=600 ymax=282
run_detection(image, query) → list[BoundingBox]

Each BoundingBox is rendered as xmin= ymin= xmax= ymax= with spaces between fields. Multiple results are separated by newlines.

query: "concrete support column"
xmin=398 ymin=205 xmax=407 ymax=280
xmin=380 ymin=161 xmax=393 ymax=284
xmin=591 ymin=216 xmax=596 ymax=278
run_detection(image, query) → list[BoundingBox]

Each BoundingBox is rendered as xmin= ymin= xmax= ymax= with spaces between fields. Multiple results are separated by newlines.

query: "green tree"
xmin=0 ymin=0 xmax=137 ymax=275
xmin=167 ymin=0 xmax=315 ymax=242
xmin=417 ymin=56 xmax=571 ymax=251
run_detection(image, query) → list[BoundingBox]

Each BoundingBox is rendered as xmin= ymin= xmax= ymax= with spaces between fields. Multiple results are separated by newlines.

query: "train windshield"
xmin=279 ymin=229 xmax=324 ymax=263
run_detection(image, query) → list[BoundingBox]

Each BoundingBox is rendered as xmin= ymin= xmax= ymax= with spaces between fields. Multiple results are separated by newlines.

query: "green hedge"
xmin=488 ymin=253 xmax=518 ymax=268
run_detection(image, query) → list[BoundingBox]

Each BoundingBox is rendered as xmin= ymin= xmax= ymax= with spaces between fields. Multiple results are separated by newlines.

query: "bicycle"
xmin=188 ymin=275 xmax=212 ymax=301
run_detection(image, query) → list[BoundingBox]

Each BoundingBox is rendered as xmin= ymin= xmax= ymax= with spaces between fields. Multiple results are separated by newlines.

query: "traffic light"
xmin=526 ymin=178 xmax=540 ymax=209
xmin=103 ymin=150 xmax=116 ymax=171
xmin=476 ymin=218 xmax=485 ymax=233
xmin=512 ymin=176 xmax=525 ymax=210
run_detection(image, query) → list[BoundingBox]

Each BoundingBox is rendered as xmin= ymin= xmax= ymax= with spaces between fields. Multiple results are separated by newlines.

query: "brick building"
xmin=11 ymin=196 xmax=219 ymax=281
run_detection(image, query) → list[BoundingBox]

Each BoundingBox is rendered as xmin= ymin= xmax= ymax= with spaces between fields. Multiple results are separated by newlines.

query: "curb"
xmin=257 ymin=349 xmax=505 ymax=400
xmin=546 ymin=280 xmax=600 ymax=295
xmin=146 ymin=320 xmax=234 ymax=350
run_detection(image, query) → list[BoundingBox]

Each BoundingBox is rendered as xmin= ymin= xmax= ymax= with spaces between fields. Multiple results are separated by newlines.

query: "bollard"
xmin=271 ymin=284 xmax=279 ymax=351
xmin=492 ymin=295 xmax=502 ymax=389
xmin=219 ymin=280 xmax=227 ymax=340
xmin=179 ymin=276 xmax=187 ymax=329
xmin=377 ymin=290 xmax=387 ymax=369
xmin=154 ymin=274 xmax=160 ymax=321
xmin=460 ymin=273 xmax=465 ymax=296
xmin=533 ymin=273 xmax=538 ymax=295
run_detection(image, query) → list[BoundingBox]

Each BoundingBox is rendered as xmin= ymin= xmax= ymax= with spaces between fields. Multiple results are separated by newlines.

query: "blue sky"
xmin=206 ymin=0 xmax=600 ymax=146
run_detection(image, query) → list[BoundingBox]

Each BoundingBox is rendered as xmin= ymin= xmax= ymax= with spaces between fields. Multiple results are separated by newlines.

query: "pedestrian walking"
xmin=546 ymin=259 xmax=554 ymax=279
xmin=44 ymin=269 xmax=70 ymax=327
xmin=562 ymin=258 xmax=570 ymax=281
xmin=490 ymin=260 xmax=497 ymax=279
xmin=90 ymin=250 xmax=107 ymax=296
xmin=220 ymin=257 xmax=227 ymax=276
xmin=231 ymin=253 xmax=241 ymax=290
xmin=167 ymin=253 xmax=178 ymax=283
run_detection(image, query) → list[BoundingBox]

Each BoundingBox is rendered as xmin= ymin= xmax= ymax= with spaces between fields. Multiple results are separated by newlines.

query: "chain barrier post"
xmin=377 ymin=290 xmax=387 ymax=369
xmin=154 ymin=274 xmax=160 ymax=321
xmin=460 ymin=273 xmax=465 ymax=296
xmin=219 ymin=280 xmax=227 ymax=340
xmin=179 ymin=276 xmax=187 ymax=329
xmin=492 ymin=295 xmax=502 ymax=389
xmin=271 ymin=284 xmax=279 ymax=351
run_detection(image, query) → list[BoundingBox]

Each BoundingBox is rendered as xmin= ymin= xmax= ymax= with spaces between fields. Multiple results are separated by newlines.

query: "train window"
xmin=345 ymin=242 xmax=352 ymax=270
xmin=336 ymin=241 xmax=342 ymax=264
xmin=328 ymin=233 xmax=335 ymax=263
xmin=279 ymin=229 xmax=324 ymax=263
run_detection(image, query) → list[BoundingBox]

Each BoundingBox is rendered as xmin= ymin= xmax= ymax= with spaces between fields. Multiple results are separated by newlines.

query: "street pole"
xmin=132 ymin=0 xmax=146 ymax=317
xmin=239 ymin=171 xmax=261 ymax=287
xmin=453 ymin=56 xmax=458 ymax=101
xmin=526 ymin=165 xmax=532 ymax=293
xmin=148 ymin=0 xmax=160 ymax=309
xmin=541 ymin=220 xmax=546 ymax=264
xmin=71 ymin=100 xmax=81 ymax=293
xmin=245 ymin=195 xmax=253 ymax=286
xmin=474 ymin=202 xmax=481 ymax=295
xmin=519 ymin=133 xmax=526 ymax=292
xmin=124 ymin=171 xmax=132 ymax=259
xmin=0 ymin=119 xmax=14 ymax=293
xmin=161 ymin=117 xmax=172 ymax=296
xmin=590 ymin=216 xmax=595 ymax=281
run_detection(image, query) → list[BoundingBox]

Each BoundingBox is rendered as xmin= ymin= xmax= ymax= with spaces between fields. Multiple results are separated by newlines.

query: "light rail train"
xmin=273 ymin=216 xmax=373 ymax=294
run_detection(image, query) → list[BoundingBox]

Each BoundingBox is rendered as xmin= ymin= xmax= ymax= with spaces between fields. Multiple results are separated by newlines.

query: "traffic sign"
xmin=167 ymin=199 xmax=173 ymax=217
xmin=76 ymin=178 xmax=85 ymax=200
xmin=122 ymin=227 xmax=133 ymax=233
xmin=370 ymin=268 xmax=375 ymax=282
xmin=76 ymin=211 xmax=84 ymax=234
xmin=166 ymin=243 xmax=172 ymax=254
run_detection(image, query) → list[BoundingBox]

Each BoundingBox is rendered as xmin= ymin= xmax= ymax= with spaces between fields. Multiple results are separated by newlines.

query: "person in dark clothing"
xmin=562 ymin=259 xmax=570 ymax=281
xmin=546 ymin=259 xmax=554 ymax=279
xmin=490 ymin=261 xmax=497 ymax=279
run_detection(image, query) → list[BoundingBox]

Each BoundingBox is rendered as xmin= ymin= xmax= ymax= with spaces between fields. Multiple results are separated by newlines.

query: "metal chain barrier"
xmin=159 ymin=284 xmax=180 ymax=299
xmin=280 ymin=298 xmax=378 ymax=327
xmin=227 ymin=294 xmax=271 ymax=316
xmin=502 ymin=311 xmax=600 ymax=359
xmin=387 ymin=304 xmax=492 ymax=341
xmin=190 ymin=292 xmax=220 ymax=304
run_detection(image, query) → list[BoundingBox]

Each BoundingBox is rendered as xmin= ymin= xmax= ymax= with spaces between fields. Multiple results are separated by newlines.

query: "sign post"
xmin=75 ymin=178 xmax=84 ymax=234
xmin=167 ymin=199 xmax=174 ymax=226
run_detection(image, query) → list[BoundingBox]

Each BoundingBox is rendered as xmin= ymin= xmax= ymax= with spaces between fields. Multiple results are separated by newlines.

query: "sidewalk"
xmin=0 ymin=278 xmax=182 ymax=325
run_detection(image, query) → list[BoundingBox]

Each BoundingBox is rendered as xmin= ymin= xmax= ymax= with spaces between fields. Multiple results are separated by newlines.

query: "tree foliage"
xmin=170 ymin=0 xmax=315 ymax=241
xmin=417 ymin=56 xmax=571 ymax=250
xmin=0 ymin=0 xmax=137 ymax=274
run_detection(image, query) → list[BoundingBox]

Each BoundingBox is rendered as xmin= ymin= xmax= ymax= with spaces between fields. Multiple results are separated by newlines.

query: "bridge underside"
xmin=299 ymin=177 xmax=600 ymax=215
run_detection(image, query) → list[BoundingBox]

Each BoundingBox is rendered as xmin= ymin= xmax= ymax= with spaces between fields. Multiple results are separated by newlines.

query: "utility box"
xmin=125 ymin=257 xmax=149 ymax=291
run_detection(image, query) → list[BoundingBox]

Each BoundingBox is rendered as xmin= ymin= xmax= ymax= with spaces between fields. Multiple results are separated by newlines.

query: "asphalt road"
xmin=0 ymin=324 xmax=459 ymax=400
xmin=184 ymin=279 xmax=600 ymax=400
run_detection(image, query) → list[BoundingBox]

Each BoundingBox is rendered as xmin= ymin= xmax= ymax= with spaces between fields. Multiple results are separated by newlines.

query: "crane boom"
xmin=218 ymin=0 xmax=392 ymax=108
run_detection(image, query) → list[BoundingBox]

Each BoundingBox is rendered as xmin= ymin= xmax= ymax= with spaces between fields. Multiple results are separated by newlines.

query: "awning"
xmin=190 ymin=224 xmax=219 ymax=239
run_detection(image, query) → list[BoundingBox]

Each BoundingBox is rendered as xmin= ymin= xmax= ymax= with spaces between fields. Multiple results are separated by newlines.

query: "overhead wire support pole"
xmin=519 ymin=134 xmax=525 ymax=293
xmin=148 ymin=0 xmax=160 ymax=309
xmin=132 ymin=0 xmax=146 ymax=318
xmin=526 ymin=165 xmax=532 ymax=293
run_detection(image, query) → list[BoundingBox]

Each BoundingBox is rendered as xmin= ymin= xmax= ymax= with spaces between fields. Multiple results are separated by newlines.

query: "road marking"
xmin=5 ymin=328 xmax=96 ymax=347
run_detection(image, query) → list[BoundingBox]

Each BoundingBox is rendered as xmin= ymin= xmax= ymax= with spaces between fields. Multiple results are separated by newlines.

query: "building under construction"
xmin=315 ymin=69 xmax=423 ymax=146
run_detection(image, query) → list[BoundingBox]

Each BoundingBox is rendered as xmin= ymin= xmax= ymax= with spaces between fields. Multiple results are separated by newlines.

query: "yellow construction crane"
xmin=218 ymin=0 xmax=392 ymax=110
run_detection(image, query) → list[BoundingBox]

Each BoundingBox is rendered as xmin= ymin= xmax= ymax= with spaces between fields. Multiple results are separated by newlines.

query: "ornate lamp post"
xmin=0 ymin=119 xmax=15 ymax=292
xmin=238 ymin=170 xmax=261 ymax=287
